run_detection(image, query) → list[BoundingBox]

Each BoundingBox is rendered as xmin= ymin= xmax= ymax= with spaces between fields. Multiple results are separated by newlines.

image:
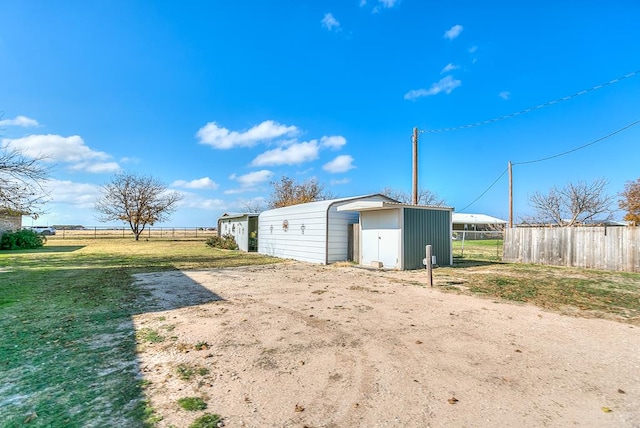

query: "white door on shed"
xmin=361 ymin=210 xmax=400 ymax=269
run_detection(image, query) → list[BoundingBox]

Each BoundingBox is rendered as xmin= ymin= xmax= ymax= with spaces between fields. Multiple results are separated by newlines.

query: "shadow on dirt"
xmin=132 ymin=270 xmax=224 ymax=313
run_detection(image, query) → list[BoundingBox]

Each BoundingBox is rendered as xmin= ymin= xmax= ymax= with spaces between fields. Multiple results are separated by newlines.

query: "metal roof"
xmin=261 ymin=194 xmax=396 ymax=215
xmin=452 ymin=213 xmax=506 ymax=225
xmin=337 ymin=200 xmax=453 ymax=212
xmin=218 ymin=212 xmax=260 ymax=220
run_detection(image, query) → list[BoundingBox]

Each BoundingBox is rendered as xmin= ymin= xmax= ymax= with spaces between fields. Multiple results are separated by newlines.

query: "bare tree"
xmin=619 ymin=178 xmax=640 ymax=226
xmin=380 ymin=186 xmax=446 ymax=206
xmin=527 ymin=178 xmax=614 ymax=226
xmin=268 ymin=176 xmax=333 ymax=209
xmin=0 ymin=142 xmax=49 ymax=215
xmin=239 ymin=199 xmax=265 ymax=213
xmin=94 ymin=172 xmax=182 ymax=240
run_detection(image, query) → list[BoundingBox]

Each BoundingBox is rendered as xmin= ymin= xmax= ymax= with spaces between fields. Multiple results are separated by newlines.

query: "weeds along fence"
xmin=503 ymin=226 xmax=640 ymax=273
xmin=49 ymin=227 xmax=218 ymax=240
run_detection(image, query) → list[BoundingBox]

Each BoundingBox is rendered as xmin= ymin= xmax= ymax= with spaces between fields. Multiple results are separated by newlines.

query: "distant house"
xmin=0 ymin=209 xmax=23 ymax=234
xmin=452 ymin=213 xmax=507 ymax=231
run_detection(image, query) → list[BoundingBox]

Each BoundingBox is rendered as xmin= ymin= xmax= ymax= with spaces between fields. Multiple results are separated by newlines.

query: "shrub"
xmin=0 ymin=229 xmax=45 ymax=250
xmin=205 ymin=233 xmax=238 ymax=250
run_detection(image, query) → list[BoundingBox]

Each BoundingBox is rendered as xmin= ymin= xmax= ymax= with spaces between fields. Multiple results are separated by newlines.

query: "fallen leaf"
xmin=295 ymin=404 xmax=305 ymax=412
xmin=514 ymin=349 xmax=522 ymax=353
xmin=24 ymin=413 xmax=37 ymax=423
xmin=602 ymin=407 xmax=612 ymax=413
xmin=618 ymin=389 xmax=626 ymax=394
xmin=448 ymin=397 xmax=459 ymax=404
xmin=415 ymin=340 xmax=423 ymax=344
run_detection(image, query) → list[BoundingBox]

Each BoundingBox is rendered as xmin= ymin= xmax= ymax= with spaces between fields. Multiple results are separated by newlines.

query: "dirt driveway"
xmin=132 ymin=261 xmax=639 ymax=427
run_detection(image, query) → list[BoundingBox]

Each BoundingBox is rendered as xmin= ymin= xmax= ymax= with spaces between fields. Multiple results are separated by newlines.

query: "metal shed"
xmin=217 ymin=213 xmax=259 ymax=252
xmin=338 ymin=201 xmax=453 ymax=270
xmin=258 ymin=194 xmax=395 ymax=264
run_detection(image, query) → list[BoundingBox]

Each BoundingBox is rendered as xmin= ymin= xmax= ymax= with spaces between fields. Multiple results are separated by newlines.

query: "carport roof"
xmin=337 ymin=201 xmax=453 ymax=212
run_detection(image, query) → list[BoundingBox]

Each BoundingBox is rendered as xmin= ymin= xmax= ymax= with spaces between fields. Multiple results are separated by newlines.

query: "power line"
xmin=456 ymin=119 xmax=640 ymax=212
xmin=458 ymin=167 xmax=508 ymax=212
xmin=513 ymin=119 xmax=640 ymax=165
xmin=420 ymin=69 xmax=640 ymax=134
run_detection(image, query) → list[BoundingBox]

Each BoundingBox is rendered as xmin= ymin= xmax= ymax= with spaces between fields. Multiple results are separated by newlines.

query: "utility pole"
xmin=412 ymin=127 xmax=418 ymax=205
xmin=508 ymin=161 xmax=513 ymax=228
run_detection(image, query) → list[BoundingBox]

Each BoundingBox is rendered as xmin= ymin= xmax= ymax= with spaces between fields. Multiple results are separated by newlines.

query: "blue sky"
xmin=1 ymin=1 xmax=639 ymax=227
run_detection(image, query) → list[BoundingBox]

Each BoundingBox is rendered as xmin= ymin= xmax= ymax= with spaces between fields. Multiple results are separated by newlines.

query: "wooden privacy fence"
xmin=503 ymin=226 xmax=640 ymax=272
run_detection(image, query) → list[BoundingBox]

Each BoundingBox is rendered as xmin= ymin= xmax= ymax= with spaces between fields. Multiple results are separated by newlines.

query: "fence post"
xmin=461 ymin=231 xmax=466 ymax=257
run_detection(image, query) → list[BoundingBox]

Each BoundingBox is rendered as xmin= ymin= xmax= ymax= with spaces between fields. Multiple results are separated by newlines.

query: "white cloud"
xmin=372 ymin=0 xmax=399 ymax=12
xmin=469 ymin=45 xmax=478 ymax=53
xmin=499 ymin=91 xmax=511 ymax=100
xmin=224 ymin=188 xmax=251 ymax=195
xmin=0 ymin=115 xmax=39 ymax=127
xmin=404 ymin=76 xmax=462 ymax=100
xmin=225 ymin=170 xmax=274 ymax=194
xmin=229 ymin=170 xmax=273 ymax=187
xmin=196 ymin=120 xmax=298 ymax=149
xmin=321 ymin=13 xmax=340 ymax=31
xmin=177 ymin=192 xmax=228 ymax=210
xmin=69 ymin=162 xmax=120 ymax=174
xmin=195 ymin=198 xmax=228 ymax=210
xmin=323 ymin=155 xmax=355 ymax=173
xmin=120 ymin=156 xmax=140 ymax=164
xmin=251 ymin=141 xmax=319 ymax=166
xmin=378 ymin=0 xmax=399 ymax=7
xmin=172 ymin=177 xmax=219 ymax=190
xmin=320 ymin=135 xmax=346 ymax=150
xmin=330 ymin=178 xmax=350 ymax=185
xmin=360 ymin=0 xmax=367 ymax=6
xmin=444 ymin=24 xmax=463 ymax=40
xmin=44 ymin=179 xmax=101 ymax=208
xmin=2 ymin=134 xmax=119 ymax=173
xmin=441 ymin=63 xmax=459 ymax=74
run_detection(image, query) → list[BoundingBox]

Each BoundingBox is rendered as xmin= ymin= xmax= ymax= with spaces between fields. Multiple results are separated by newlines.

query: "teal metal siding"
xmin=403 ymin=208 xmax=452 ymax=270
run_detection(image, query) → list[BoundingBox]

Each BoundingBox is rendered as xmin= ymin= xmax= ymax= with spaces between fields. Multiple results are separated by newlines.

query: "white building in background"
xmin=452 ymin=213 xmax=507 ymax=231
xmin=217 ymin=213 xmax=259 ymax=252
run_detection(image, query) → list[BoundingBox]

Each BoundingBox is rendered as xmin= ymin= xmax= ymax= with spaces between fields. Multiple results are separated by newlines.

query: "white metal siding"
xmin=219 ymin=217 xmax=249 ymax=252
xmin=258 ymin=204 xmax=328 ymax=264
xmin=258 ymin=195 xmax=394 ymax=264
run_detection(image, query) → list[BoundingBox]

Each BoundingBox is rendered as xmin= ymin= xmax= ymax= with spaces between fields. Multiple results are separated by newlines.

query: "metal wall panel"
xmin=403 ymin=208 xmax=452 ymax=270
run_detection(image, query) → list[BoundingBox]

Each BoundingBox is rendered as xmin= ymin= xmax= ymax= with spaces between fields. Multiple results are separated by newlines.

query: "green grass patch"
xmin=177 ymin=396 xmax=208 ymax=411
xmin=137 ymin=327 xmax=165 ymax=343
xmin=190 ymin=413 xmax=222 ymax=428
xmin=0 ymin=238 xmax=280 ymax=427
xmin=176 ymin=363 xmax=210 ymax=381
xmin=453 ymin=238 xmax=503 ymax=261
